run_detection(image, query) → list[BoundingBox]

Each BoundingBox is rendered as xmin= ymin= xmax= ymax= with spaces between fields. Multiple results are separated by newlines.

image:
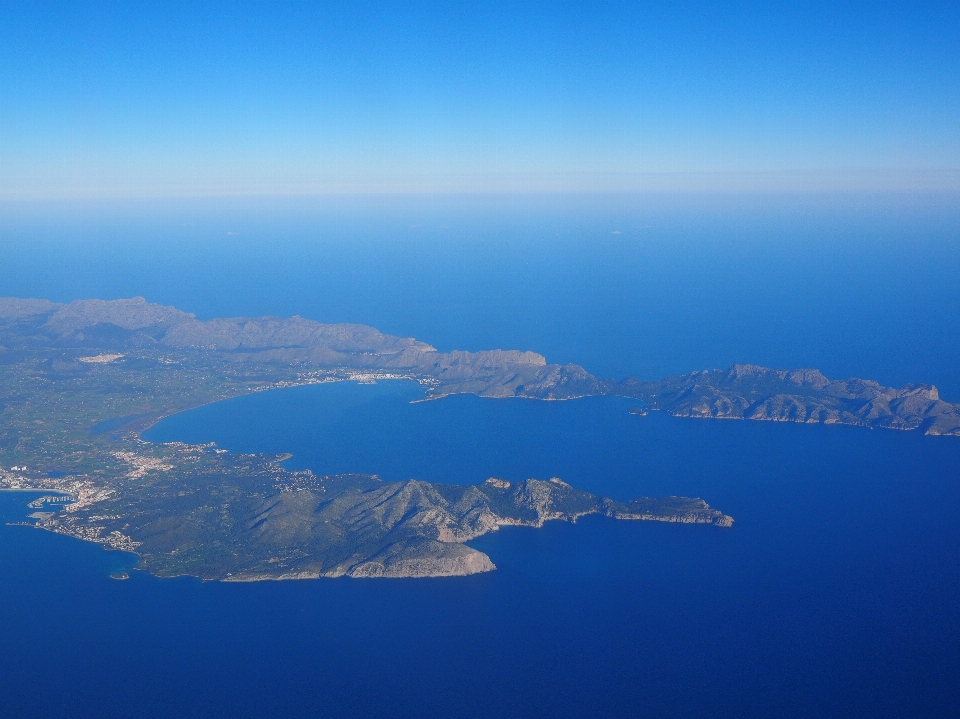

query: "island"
xmin=3 ymin=295 xmax=951 ymax=580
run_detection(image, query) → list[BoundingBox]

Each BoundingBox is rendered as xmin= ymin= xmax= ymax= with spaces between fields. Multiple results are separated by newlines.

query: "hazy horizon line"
xmin=3 ymin=168 xmax=960 ymax=203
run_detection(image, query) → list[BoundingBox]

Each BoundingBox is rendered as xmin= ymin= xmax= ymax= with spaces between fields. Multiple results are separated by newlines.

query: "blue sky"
xmin=1 ymin=2 xmax=959 ymax=198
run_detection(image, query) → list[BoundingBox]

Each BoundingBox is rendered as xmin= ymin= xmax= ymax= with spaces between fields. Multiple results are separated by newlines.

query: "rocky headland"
xmin=106 ymin=474 xmax=731 ymax=581
xmin=619 ymin=364 xmax=960 ymax=436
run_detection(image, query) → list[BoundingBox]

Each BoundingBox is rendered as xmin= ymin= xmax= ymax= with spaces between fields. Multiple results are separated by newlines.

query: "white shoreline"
xmin=0 ymin=488 xmax=72 ymax=494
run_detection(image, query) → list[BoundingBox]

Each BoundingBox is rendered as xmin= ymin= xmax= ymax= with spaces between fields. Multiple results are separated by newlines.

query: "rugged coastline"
xmin=619 ymin=364 xmax=960 ymax=436
xmin=0 ymin=296 xmax=731 ymax=578
xmin=4 ymin=295 xmax=951 ymax=580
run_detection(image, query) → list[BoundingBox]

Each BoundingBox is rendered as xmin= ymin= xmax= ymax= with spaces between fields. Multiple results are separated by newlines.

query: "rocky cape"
xmin=112 ymin=473 xmax=731 ymax=581
xmin=619 ymin=364 xmax=960 ymax=436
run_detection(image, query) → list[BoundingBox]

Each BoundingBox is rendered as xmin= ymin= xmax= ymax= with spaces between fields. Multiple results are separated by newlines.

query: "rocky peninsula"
xmin=619 ymin=364 xmax=960 ymax=436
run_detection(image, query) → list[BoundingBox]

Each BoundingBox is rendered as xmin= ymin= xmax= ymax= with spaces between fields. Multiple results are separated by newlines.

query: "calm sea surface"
xmin=1 ymin=383 xmax=958 ymax=718
xmin=1 ymin=201 xmax=959 ymax=717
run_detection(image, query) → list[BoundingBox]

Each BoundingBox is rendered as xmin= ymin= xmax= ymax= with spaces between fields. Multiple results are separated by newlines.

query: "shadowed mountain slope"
xmin=620 ymin=364 xmax=960 ymax=436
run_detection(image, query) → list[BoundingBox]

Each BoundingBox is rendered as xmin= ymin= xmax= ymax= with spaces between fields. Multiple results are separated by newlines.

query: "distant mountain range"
xmin=4 ymin=295 xmax=955 ymax=435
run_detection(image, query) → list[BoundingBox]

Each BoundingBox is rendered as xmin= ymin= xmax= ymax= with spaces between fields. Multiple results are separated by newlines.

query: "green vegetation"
xmin=0 ymin=297 xmax=731 ymax=579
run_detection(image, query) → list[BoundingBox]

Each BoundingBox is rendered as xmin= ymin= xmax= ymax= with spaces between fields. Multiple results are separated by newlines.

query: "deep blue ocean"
xmin=1 ymin=196 xmax=959 ymax=717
